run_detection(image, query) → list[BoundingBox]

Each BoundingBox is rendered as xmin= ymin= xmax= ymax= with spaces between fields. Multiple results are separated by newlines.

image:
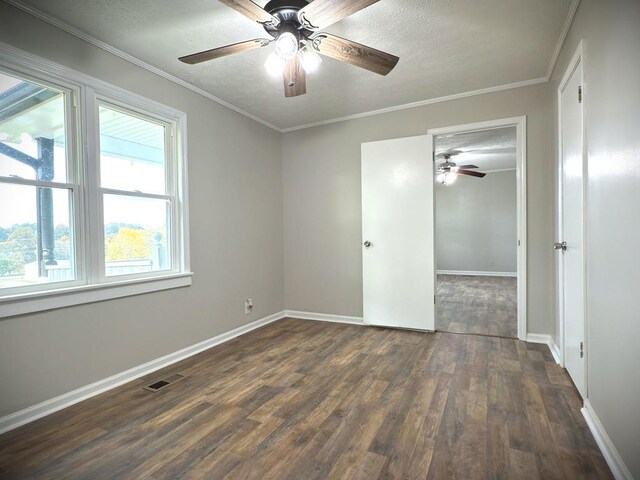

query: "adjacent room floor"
xmin=0 ymin=318 xmax=611 ymax=479
xmin=436 ymin=274 xmax=518 ymax=338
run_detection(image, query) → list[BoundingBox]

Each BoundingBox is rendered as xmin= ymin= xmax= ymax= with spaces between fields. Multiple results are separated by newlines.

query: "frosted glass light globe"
xmin=275 ymin=32 xmax=299 ymax=60
xmin=264 ymin=53 xmax=286 ymax=77
xmin=301 ymin=48 xmax=322 ymax=74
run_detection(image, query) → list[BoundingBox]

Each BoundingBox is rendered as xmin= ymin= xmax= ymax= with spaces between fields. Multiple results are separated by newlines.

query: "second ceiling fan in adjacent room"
xmin=178 ymin=0 xmax=399 ymax=97
xmin=436 ymin=152 xmax=487 ymax=186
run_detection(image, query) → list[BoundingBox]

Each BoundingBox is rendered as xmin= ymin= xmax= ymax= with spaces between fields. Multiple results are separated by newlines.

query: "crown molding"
xmin=281 ymin=0 xmax=580 ymax=133
xmin=280 ymin=77 xmax=547 ymax=133
xmin=5 ymin=0 xmax=581 ymax=133
xmin=546 ymin=0 xmax=581 ymax=80
xmin=3 ymin=0 xmax=283 ymax=132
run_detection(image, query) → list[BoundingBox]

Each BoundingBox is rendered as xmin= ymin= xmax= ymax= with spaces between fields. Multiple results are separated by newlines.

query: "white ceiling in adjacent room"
xmin=13 ymin=0 xmax=574 ymax=130
xmin=435 ymin=126 xmax=517 ymax=171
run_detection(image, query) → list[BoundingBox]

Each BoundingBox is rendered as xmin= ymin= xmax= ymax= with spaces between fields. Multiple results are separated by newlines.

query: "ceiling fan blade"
xmin=217 ymin=0 xmax=279 ymax=26
xmin=298 ymin=0 xmax=381 ymax=30
xmin=179 ymin=39 xmax=271 ymax=65
xmin=312 ymin=33 xmax=398 ymax=76
xmin=457 ymin=169 xmax=486 ymax=178
xmin=283 ymin=55 xmax=306 ymax=97
xmin=456 ymin=165 xmax=479 ymax=169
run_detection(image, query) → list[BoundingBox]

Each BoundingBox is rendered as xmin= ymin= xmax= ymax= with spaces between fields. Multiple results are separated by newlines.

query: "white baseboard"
xmin=437 ymin=270 xmax=517 ymax=277
xmin=284 ymin=310 xmax=364 ymax=325
xmin=582 ymin=400 xmax=633 ymax=480
xmin=526 ymin=333 xmax=561 ymax=364
xmin=0 ymin=310 xmax=568 ymax=438
xmin=0 ymin=310 xmax=287 ymax=435
xmin=548 ymin=341 xmax=562 ymax=365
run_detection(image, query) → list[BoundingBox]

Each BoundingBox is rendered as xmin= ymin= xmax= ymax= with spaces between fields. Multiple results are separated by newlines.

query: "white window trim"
xmin=0 ymin=273 xmax=193 ymax=318
xmin=94 ymin=97 xmax=182 ymax=283
xmin=0 ymin=42 xmax=191 ymax=319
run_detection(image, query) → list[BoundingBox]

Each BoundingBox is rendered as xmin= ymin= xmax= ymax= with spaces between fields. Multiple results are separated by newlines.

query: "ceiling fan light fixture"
xmin=275 ymin=31 xmax=299 ymax=60
xmin=265 ymin=52 xmax=286 ymax=76
xmin=179 ymin=0 xmax=399 ymax=97
xmin=437 ymin=171 xmax=458 ymax=186
xmin=300 ymin=47 xmax=322 ymax=74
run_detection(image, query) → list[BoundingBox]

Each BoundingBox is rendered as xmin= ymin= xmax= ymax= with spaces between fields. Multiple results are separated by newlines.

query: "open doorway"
xmin=430 ymin=119 xmax=526 ymax=339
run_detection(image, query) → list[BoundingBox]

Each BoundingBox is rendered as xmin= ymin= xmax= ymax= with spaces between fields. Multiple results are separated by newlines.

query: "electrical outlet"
xmin=244 ymin=298 xmax=253 ymax=314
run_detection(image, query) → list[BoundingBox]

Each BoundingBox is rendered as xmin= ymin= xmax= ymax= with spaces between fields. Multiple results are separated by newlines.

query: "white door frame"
xmin=556 ymin=41 xmax=588 ymax=392
xmin=427 ymin=116 xmax=528 ymax=341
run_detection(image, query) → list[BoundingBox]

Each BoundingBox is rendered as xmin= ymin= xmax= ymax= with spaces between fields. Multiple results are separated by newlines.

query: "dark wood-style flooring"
xmin=0 ymin=318 xmax=611 ymax=479
xmin=437 ymin=275 xmax=518 ymax=338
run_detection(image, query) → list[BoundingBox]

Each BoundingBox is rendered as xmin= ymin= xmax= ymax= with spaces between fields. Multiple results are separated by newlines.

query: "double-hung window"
xmin=97 ymin=101 xmax=177 ymax=279
xmin=0 ymin=48 xmax=190 ymax=317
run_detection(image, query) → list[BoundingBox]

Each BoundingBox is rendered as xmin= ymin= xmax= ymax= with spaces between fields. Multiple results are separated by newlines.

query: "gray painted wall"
xmin=7 ymin=8 xmax=639 ymax=476
xmin=283 ymin=83 xmax=555 ymax=336
xmin=0 ymin=4 xmax=284 ymax=417
xmin=551 ymin=0 xmax=640 ymax=475
xmin=436 ymin=171 xmax=517 ymax=273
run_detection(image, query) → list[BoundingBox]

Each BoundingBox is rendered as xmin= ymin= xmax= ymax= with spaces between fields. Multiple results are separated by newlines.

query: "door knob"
xmin=554 ymin=241 xmax=567 ymax=251
xmin=363 ymin=241 xmax=372 ymax=248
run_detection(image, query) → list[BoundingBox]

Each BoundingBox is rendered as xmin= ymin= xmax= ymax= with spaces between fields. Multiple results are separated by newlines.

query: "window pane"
xmin=0 ymin=70 xmax=68 ymax=183
xmin=0 ymin=183 xmax=74 ymax=288
xmin=103 ymin=194 xmax=170 ymax=276
xmin=99 ymin=105 xmax=166 ymax=194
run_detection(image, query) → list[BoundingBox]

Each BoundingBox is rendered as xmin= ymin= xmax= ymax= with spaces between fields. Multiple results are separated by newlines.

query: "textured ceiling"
xmin=16 ymin=0 xmax=573 ymax=130
xmin=435 ymin=126 xmax=516 ymax=171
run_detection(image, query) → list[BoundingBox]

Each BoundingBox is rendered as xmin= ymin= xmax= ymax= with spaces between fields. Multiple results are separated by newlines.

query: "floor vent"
xmin=143 ymin=374 xmax=184 ymax=392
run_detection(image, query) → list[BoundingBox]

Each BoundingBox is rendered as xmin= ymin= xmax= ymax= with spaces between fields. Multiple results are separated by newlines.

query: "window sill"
xmin=0 ymin=273 xmax=193 ymax=319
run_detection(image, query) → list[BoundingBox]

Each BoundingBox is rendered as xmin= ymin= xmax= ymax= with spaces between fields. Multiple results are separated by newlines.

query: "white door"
xmin=362 ymin=135 xmax=435 ymax=331
xmin=559 ymin=58 xmax=586 ymax=397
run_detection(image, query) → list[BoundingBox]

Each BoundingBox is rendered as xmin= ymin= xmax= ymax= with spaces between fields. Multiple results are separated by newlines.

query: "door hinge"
xmin=434 ymin=295 xmax=436 ymax=305
xmin=578 ymin=86 xmax=582 ymax=103
xmin=579 ymin=341 xmax=584 ymax=358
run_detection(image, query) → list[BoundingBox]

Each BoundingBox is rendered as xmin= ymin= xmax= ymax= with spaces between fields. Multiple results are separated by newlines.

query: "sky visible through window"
xmin=0 ymin=144 xmax=167 ymax=227
xmin=0 ymin=70 xmax=169 ymax=287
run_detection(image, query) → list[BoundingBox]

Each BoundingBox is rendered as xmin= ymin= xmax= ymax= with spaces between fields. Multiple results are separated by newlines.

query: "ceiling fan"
xmin=178 ymin=0 xmax=399 ymax=97
xmin=436 ymin=153 xmax=486 ymax=186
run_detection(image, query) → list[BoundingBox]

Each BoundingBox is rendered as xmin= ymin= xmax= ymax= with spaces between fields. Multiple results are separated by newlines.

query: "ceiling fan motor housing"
xmin=263 ymin=0 xmax=314 ymax=39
